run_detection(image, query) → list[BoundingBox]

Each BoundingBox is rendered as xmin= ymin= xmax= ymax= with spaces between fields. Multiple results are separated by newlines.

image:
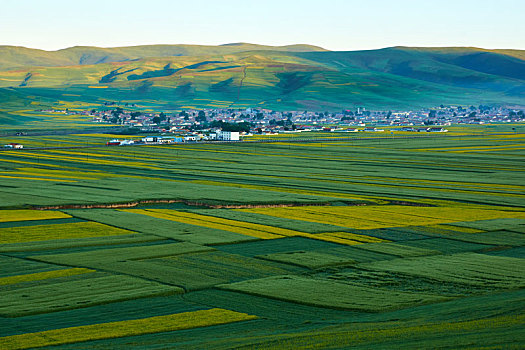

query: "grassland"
xmin=221 ymin=274 xmax=452 ymax=311
xmin=0 ymin=130 xmax=523 ymax=348
xmin=0 ymin=308 xmax=256 ymax=350
xmin=0 ymin=46 xmax=524 ymax=114
xmin=0 ymin=268 xmax=94 ymax=286
xmin=0 ymin=221 xmax=134 ymax=244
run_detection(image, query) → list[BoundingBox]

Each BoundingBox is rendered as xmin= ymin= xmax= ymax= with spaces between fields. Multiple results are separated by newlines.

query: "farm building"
xmin=142 ymin=136 xmax=159 ymax=143
xmin=427 ymin=127 xmax=448 ymax=132
xmin=4 ymin=143 xmax=24 ymax=149
xmin=106 ymin=139 xmax=122 ymax=146
xmin=217 ymin=131 xmax=240 ymax=141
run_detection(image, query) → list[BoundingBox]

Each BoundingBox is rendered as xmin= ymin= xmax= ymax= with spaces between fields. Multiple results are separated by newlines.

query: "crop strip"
xmin=0 ymin=268 xmax=94 ymax=285
xmin=0 ymin=308 xmax=257 ymax=349
xmin=122 ymin=209 xmax=287 ymax=239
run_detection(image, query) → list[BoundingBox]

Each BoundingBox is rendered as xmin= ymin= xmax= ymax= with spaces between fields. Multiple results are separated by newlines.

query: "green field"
xmin=0 ymin=130 xmax=524 ymax=348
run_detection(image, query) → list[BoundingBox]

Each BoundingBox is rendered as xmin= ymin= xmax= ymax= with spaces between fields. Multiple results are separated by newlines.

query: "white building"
xmin=142 ymin=136 xmax=158 ymax=143
xmin=4 ymin=143 xmax=23 ymax=149
xmin=218 ymin=131 xmax=240 ymax=141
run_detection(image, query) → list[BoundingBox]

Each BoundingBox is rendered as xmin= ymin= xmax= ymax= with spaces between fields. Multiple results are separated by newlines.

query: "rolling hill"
xmin=0 ymin=44 xmax=523 ymax=111
xmin=0 ymin=43 xmax=327 ymax=71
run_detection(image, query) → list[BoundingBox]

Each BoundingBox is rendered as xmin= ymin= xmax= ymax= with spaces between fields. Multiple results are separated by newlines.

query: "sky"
xmin=1 ymin=0 xmax=523 ymax=51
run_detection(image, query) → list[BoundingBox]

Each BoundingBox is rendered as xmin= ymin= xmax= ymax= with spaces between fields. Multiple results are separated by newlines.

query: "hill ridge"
xmin=0 ymin=45 xmax=523 ymax=109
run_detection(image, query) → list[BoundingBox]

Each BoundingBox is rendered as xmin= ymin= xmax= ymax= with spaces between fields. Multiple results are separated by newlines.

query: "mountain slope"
xmin=0 ymin=44 xmax=327 ymax=70
xmin=0 ymin=46 xmax=523 ymax=110
xmin=294 ymin=47 xmax=525 ymax=86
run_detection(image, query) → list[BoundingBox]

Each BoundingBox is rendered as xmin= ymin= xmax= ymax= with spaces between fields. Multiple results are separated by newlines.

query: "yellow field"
xmin=313 ymin=232 xmax=388 ymax=245
xmin=429 ymin=224 xmax=484 ymax=233
xmin=241 ymin=205 xmax=525 ymax=230
xmin=0 ymin=308 xmax=257 ymax=350
xmin=0 ymin=168 xmax=102 ymax=181
xmin=0 ymin=268 xmax=94 ymax=286
xmin=0 ymin=210 xmax=70 ymax=223
xmin=122 ymin=209 xmax=390 ymax=246
xmin=191 ymin=180 xmax=376 ymax=203
xmin=371 ymin=206 xmax=525 ymax=222
xmin=0 ymin=222 xmax=135 ymax=244
xmin=122 ymin=209 xmax=294 ymax=239
xmin=0 ymin=175 xmax=77 ymax=182
xmin=3 ymin=151 xmax=162 ymax=170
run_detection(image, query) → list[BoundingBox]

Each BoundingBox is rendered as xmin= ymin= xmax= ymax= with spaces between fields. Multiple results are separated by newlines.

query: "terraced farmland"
xmin=0 ymin=131 xmax=524 ymax=348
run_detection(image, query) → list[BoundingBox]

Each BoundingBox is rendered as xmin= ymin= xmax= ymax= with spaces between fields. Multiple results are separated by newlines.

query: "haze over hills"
xmin=0 ymin=43 xmax=523 ymax=111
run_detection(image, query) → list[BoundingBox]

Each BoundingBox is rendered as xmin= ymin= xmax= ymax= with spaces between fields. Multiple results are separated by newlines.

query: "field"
xmin=0 ymin=130 xmax=524 ymax=348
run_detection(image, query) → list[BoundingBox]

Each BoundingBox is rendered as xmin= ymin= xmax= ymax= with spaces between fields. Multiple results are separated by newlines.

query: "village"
xmin=5 ymin=104 xmax=521 ymax=149
xmin=73 ymin=104 xmax=524 ymax=136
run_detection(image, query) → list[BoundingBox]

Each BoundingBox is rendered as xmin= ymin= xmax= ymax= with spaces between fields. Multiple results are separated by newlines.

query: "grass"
xmin=221 ymin=313 xmax=525 ymax=350
xmin=313 ymin=231 xmax=388 ymax=244
xmin=0 ymin=308 xmax=256 ymax=349
xmin=0 ymin=129 xmax=523 ymax=348
xmin=360 ymin=252 xmax=525 ymax=288
xmin=241 ymin=205 xmax=525 ymax=230
xmin=36 ymin=248 xmax=298 ymax=291
xmin=0 ymin=233 xmax=163 ymax=253
xmin=0 ymin=255 xmax=63 ymax=277
xmin=216 ymin=236 xmax=344 ymax=257
xmin=1 ymin=132 xmax=524 ymax=208
xmin=0 ymin=273 xmax=182 ymax=317
xmin=436 ymin=230 xmax=525 ymax=246
xmin=0 ymin=221 xmax=135 ymax=244
xmin=256 ymin=251 xmax=356 ymax=269
xmin=33 ymin=242 xmax=214 ymax=267
xmin=2 ymin=46 xmax=524 ymax=110
xmin=0 ymin=268 xmax=94 ymax=286
xmin=354 ymin=242 xmax=441 ymax=258
xmin=122 ymin=209 xmax=295 ymax=239
xmin=190 ymin=209 xmax=348 ymax=233
xmin=448 ymin=218 xmax=525 ymax=231
xmin=66 ymin=209 xmax=257 ymax=245
xmin=120 ymin=209 xmax=392 ymax=246
xmin=401 ymin=237 xmax=493 ymax=254
xmin=221 ymin=275 xmax=450 ymax=311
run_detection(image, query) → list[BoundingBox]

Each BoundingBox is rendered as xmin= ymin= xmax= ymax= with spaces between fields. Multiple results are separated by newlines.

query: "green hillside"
xmin=0 ymin=43 xmax=327 ymax=71
xmin=0 ymin=45 xmax=523 ymax=111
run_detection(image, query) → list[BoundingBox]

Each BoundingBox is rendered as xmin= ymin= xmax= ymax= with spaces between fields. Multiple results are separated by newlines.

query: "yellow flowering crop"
xmin=0 ymin=210 xmax=70 ymax=223
xmin=314 ymin=232 xmax=387 ymax=245
xmin=242 ymin=205 xmax=525 ymax=230
xmin=0 ymin=268 xmax=94 ymax=286
xmin=123 ymin=209 xmax=291 ymax=239
xmin=0 ymin=222 xmax=134 ymax=244
xmin=0 ymin=308 xmax=257 ymax=350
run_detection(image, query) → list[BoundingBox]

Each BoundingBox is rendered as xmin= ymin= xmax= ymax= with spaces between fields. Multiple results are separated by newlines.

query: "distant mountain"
xmin=0 ymin=44 xmax=327 ymax=70
xmin=0 ymin=45 xmax=523 ymax=110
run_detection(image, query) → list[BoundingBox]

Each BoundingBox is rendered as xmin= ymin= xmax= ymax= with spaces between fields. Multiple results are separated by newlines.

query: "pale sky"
xmin=1 ymin=0 xmax=523 ymax=51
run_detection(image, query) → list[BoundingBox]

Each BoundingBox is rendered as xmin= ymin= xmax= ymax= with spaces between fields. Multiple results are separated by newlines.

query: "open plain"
xmin=0 ymin=129 xmax=523 ymax=349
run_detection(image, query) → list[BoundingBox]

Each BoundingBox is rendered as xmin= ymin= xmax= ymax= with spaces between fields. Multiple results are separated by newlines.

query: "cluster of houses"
xmin=106 ymin=131 xmax=240 ymax=146
xmin=105 ymin=126 xmax=451 ymax=146
xmin=394 ymin=127 xmax=448 ymax=132
xmin=78 ymin=104 xmax=525 ymax=134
